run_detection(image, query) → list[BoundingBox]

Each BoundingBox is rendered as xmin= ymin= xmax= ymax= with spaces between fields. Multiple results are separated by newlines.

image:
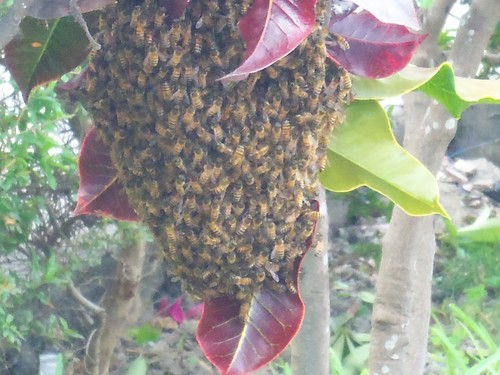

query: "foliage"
xmin=431 ymin=297 xmax=500 ymax=374
xmin=0 ymin=71 xmax=136 ymax=369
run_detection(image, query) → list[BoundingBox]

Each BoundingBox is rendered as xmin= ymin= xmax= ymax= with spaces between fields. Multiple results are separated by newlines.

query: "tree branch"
xmin=369 ymin=1 xmax=500 ymax=374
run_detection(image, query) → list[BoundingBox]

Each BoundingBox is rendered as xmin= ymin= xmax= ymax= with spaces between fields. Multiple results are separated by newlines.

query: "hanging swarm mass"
xmin=85 ymin=0 xmax=349 ymax=318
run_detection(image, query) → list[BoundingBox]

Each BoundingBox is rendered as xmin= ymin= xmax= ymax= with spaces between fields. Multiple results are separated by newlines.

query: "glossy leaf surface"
xmin=5 ymin=16 xmax=90 ymax=101
xmin=327 ymin=11 xmax=426 ymax=78
xmin=197 ymin=283 xmax=304 ymax=375
xmin=320 ymin=100 xmax=447 ymax=217
xmin=221 ymin=0 xmax=316 ymax=81
xmin=352 ymin=63 xmax=500 ymax=118
xmin=351 ymin=0 xmax=420 ymax=30
xmin=73 ymin=127 xmax=139 ymax=221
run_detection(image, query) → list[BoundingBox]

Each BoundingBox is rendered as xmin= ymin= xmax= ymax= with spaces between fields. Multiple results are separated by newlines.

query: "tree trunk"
xmin=84 ymin=229 xmax=146 ymax=375
xmin=369 ymin=1 xmax=500 ymax=374
xmin=291 ymin=188 xmax=330 ymax=375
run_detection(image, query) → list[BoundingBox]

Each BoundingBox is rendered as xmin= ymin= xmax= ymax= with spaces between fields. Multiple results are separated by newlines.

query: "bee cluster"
xmin=85 ymin=0 xmax=349 ymax=319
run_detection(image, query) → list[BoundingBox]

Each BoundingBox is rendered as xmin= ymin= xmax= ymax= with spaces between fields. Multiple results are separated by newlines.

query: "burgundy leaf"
xmin=73 ymin=127 xmax=139 ymax=221
xmin=158 ymin=0 xmax=190 ymax=20
xmin=197 ymin=288 xmax=304 ymax=375
xmin=351 ymin=0 xmax=420 ymax=30
xmin=197 ymin=201 xmax=320 ymax=374
xmin=5 ymin=16 xmax=90 ymax=101
xmin=327 ymin=11 xmax=426 ymax=78
xmin=220 ymin=0 xmax=317 ymax=82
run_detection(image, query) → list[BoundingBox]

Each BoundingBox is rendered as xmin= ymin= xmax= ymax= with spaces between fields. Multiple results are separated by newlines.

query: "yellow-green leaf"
xmin=320 ymin=100 xmax=447 ymax=217
xmin=352 ymin=63 xmax=500 ymax=118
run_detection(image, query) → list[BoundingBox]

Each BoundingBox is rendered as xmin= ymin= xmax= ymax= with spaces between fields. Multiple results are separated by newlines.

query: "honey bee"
xmin=168 ymin=47 xmax=184 ymax=67
xmin=172 ymin=86 xmax=186 ymax=105
xmin=153 ymin=7 xmax=165 ymax=27
xmin=193 ymin=33 xmax=203 ymax=54
xmin=172 ymin=138 xmax=185 ymax=156
xmin=230 ymin=145 xmax=245 ymax=167
xmin=171 ymin=65 xmax=182 ymax=81
xmin=137 ymin=72 xmax=147 ymax=88
xmin=210 ymin=199 xmax=222 ymax=221
xmin=266 ymin=65 xmax=279 ymax=79
xmin=192 ymin=145 xmax=204 ymax=167
xmin=287 ymin=280 xmax=297 ymax=294
xmin=318 ymin=153 xmax=328 ymax=171
xmin=213 ymin=177 xmax=230 ymax=194
xmin=199 ymin=164 xmax=212 ymax=185
xmin=175 ymin=175 xmax=185 ymax=195
xmin=181 ymin=22 xmax=192 ymax=47
xmin=207 ymin=98 xmax=222 ymax=118
xmin=236 ymin=215 xmax=252 ymax=235
xmin=190 ymin=89 xmax=204 ymax=109
xmin=291 ymin=82 xmax=308 ymax=99
xmin=244 ymin=172 xmax=255 ymax=186
xmin=226 ymin=253 xmax=237 ymax=264
xmin=251 ymin=144 xmax=269 ymax=161
xmin=267 ymin=180 xmax=277 ymax=201
xmin=167 ymin=106 xmax=181 ymax=129
xmin=336 ymin=35 xmax=350 ymax=50
xmin=259 ymin=203 xmax=269 ymax=217
xmin=213 ymin=160 xmax=223 ymax=179
xmin=254 ymin=252 xmax=268 ymax=268
xmin=184 ymin=64 xmax=197 ymax=82
xmin=210 ymin=49 xmax=222 ymax=66
xmin=239 ymin=302 xmax=250 ymax=323
xmin=270 ymin=238 xmax=285 ymax=260
xmin=134 ymin=20 xmax=145 ymax=46
xmin=341 ymin=68 xmax=352 ymax=90
xmin=255 ymin=163 xmax=271 ymax=175
xmin=233 ymin=276 xmax=252 ymax=286
xmin=159 ymin=82 xmax=172 ymax=100
xmin=199 ymin=196 xmax=211 ymax=214
xmin=227 ymin=214 xmax=237 ymax=231
xmin=197 ymin=69 xmax=207 ymax=88
xmin=269 ymin=122 xmax=281 ymax=143
xmin=165 ymin=222 xmax=177 ymax=246
xmin=197 ymin=126 xmax=212 ymax=144
xmin=209 ymin=221 xmax=222 ymax=236
xmin=183 ymin=210 xmax=195 ymax=228
xmin=264 ymin=221 xmax=276 ymax=241
xmin=255 ymin=122 xmax=265 ymax=140
xmin=187 ymin=229 xmax=200 ymax=246
xmin=232 ymin=182 xmax=243 ymax=202
xmin=185 ymin=192 xmax=197 ymax=210
xmin=181 ymin=107 xmax=196 ymax=127
xmin=169 ymin=22 xmax=182 ymax=45
xmin=173 ymin=156 xmax=186 ymax=173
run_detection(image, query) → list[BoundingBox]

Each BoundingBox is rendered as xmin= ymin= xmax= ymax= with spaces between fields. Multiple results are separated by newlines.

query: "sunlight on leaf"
xmin=320 ymin=100 xmax=447 ymax=217
xmin=352 ymin=63 xmax=500 ymax=118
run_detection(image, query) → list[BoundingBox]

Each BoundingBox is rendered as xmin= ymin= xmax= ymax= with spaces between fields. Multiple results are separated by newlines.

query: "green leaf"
xmin=352 ymin=63 xmax=500 ymax=118
xmin=127 ymin=323 xmax=161 ymax=346
xmin=320 ymin=100 xmax=447 ymax=217
xmin=457 ymin=214 xmax=500 ymax=243
xmin=126 ymin=356 xmax=148 ymax=375
xmin=55 ymin=353 xmax=64 ymax=375
xmin=5 ymin=16 xmax=90 ymax=101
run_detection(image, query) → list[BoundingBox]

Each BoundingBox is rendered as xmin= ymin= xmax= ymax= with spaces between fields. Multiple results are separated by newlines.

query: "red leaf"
xmin=197 ymin=288 xmax=304 ymax=375
xmin=220 ymin=0 xmax=317 ymax=82
xmin=168 ymin=298 xmax=187 ymax=324
xmin=351 ymin=0 xmax=420 ymax=30
xmin=158 ymin=0 xmax=190 ymax=20
xmin=73 ymin=127 xmax=139 ymax=221
xmin=197 ymin=201 xmax=320 ymax=374
xmin=327 ymin=11 xmax=426 ymax=78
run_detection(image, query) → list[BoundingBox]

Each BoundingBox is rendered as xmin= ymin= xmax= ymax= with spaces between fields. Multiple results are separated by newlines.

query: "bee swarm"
xmin=85 ymin=0 xmax=349 ymax=320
